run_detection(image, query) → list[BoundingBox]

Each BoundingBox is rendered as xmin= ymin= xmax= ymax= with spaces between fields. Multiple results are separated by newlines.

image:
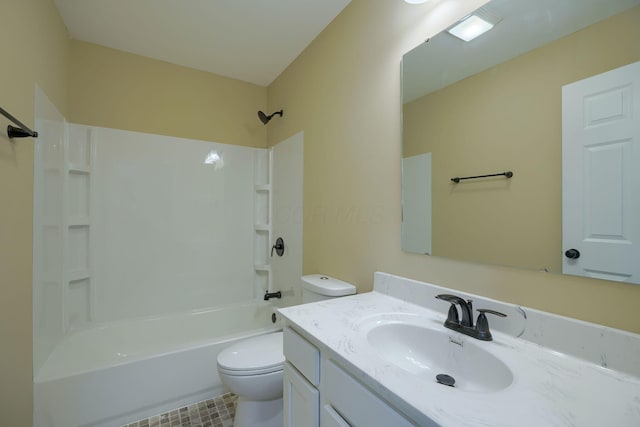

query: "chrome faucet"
xmin=435 ymin=294 xmax=506 ymax=341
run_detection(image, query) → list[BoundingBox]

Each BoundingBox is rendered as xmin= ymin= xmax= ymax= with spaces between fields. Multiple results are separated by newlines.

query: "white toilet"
xmin=217 ymin=274 xmax=356 ymax=427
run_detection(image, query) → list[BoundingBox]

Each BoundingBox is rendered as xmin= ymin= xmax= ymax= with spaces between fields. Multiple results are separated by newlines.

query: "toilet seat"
xmin=217 ymin=332 xmax=284 ymax=377
xmin=218 ymin=363 xmax=283 ymax=376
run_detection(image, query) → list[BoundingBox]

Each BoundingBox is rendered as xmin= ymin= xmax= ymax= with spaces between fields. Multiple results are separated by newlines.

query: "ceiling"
xmin=55 ymin=0 xmax=351 ymax=87
xmin=403 ymin=0 xmax=640 ymax=103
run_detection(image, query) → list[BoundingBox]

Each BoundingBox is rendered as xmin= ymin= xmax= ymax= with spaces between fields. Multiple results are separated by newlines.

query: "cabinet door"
xmin=284 ymin=362 xmax=319 ymax=427
xmin=321 ymin=404 xmax=351 ymax=427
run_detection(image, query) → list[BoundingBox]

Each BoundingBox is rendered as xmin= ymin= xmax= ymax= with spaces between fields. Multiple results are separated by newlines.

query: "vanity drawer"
xmin=284 ymin=326 xmax=320 ymax=386
xmin=323 ymin=359 xmax=416 ymax=427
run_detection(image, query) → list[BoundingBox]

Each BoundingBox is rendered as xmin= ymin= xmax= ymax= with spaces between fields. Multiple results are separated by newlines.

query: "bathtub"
xmin=34 ymin=301 xmax=281 ymax=427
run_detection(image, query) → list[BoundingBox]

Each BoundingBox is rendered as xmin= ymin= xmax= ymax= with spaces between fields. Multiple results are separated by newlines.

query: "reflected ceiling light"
xmin=204 ymin=150 xmax=224 ymax=170
xmin=404 ymin=0 xmax=429 ymax=4
xmin=447 ymin=14 xmax=494 ymax=42
xmin=204 ymin=151 xmax=220 ymax=164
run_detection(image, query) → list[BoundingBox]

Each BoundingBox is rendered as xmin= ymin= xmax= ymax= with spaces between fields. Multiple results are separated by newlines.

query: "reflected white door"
xmin=402 ymin=153 xmax=432 ymax=254
xmin=562 ymin=61 xmax=640 ymax=283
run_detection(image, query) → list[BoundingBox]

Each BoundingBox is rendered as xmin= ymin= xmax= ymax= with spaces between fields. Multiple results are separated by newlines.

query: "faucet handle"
xmin=436 ymin=294 xmax=473 ymax=327
xmin=475 ymin=309 xmax=507 ymax=341
xmin=435 ymin=295 xmax=461 ymax=325
xmin=477 ymin=309 xmax=506 ymax=318
xmin=435 ymin=294 xmax=467 ymax=306
xmin=445 ymin=305 xmax=459 ymax=324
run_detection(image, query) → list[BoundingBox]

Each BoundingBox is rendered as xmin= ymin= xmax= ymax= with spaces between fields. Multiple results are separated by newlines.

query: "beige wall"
xmin=2 ymin=1 xmax=639 ymax=424
xmin=69 ymin=40 xmax=268 ymax=148
xmin=2 ymin=5 xmax=268 ymax=425
xmin=267 ymin=0 xmax=640 ymax=334
xmin=403 ymin=6 xmax=640 ymax=273
xmin=0 ymin=0 xmax=70 ymax=425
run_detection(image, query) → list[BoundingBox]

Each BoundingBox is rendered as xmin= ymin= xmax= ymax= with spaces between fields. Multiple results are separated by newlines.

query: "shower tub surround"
xmin=35 ymin=301 xmax=279 ymax=427
xmin=33 ymin=118 xmax=270 ymax=369
xmin=279 ymin=272 xmax=640 ymax=426
xmin=32 ymin=97 xmax=290 ymax=427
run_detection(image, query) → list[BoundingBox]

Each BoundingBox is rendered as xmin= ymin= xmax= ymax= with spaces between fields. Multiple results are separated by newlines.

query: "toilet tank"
xmin=301 ymin=274 xmax=356 ymax=303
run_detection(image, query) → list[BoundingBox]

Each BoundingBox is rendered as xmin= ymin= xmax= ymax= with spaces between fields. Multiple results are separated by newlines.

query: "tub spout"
xmin=264 ymin=291 xmax=282 ymax=301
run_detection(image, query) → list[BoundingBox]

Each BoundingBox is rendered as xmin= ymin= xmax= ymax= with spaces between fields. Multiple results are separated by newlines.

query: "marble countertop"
xmin=278 ymin=291 xmax=640 ymax=427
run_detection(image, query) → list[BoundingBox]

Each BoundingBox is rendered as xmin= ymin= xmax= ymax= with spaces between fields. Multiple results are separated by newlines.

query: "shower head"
xmin=258 ymin=110 xmax=283 ymax=125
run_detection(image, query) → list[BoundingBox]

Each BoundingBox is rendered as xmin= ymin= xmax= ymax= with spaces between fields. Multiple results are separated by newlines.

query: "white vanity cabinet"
xmin=283 ymin=326 xmax=320 ymax=427
xmin=322 ymin=359 xmax=416 ymax=427
xmin=283 ymin=362 xmax=319 ymax=427
xmin=283 ymin=326 xmax=417 ymax=427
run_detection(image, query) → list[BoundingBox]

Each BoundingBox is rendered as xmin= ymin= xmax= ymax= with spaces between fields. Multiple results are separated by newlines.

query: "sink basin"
xmin=366 ymin=320 xmax=513 ymax=392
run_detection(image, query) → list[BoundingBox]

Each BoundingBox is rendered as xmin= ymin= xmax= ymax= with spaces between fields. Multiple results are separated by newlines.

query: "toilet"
xmin=217 ymin=274 xmax=356 ymax=427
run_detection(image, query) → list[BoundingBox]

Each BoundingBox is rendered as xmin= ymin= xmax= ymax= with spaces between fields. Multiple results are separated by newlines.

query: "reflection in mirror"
xmin=401 ymin=0 xmax=640 ymax=283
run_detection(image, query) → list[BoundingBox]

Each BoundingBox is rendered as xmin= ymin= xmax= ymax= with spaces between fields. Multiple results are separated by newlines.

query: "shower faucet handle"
xmin=271 ymin=237 xmax=285 ymax=257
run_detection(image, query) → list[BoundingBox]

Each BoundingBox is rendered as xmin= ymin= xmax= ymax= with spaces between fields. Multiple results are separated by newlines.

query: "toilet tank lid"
xmin=301 ymin=274 xmax=356 ymax=297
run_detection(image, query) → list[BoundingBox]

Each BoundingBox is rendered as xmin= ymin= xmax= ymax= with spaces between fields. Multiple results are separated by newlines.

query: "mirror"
xmin=402 ymin=0 xmax=640 ymax=283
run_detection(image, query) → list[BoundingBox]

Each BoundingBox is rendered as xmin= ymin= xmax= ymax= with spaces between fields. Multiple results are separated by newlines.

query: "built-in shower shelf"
xmin=255 ymin=184 xmax=271 ymax=192
xmin=254 ymin=264 xmax=271 ymax=272
xmin=68 ymin=164 xmax=91 ymax=174
xmin=68 ymin=217 xmax=90 ymax=227
xmin=254 ymin=149 xmax=272 ymax=296
xmin=68 ymin=269 xmax=91 ymax=282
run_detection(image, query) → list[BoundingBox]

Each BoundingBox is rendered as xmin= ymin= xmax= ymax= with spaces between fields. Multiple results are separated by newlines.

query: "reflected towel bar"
xmin=1 ymin=106 xmax=38 ymax=139
xmin=451 ymin=171 xmax=513 ymax=183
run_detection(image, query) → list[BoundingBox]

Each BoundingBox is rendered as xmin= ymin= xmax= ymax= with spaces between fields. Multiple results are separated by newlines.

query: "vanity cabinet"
xmin=322 ymin=359 xmax=415 ymax=427
xmin=283 ymin=362 xmax=319 ymax=427
xmin=283 ymin=326 xmax=416 ymax=427
xmin=283 ymin=327 xmax=320 ymax=427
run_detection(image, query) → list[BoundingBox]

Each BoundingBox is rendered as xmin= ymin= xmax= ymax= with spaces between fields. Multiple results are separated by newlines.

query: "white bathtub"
xmin=34 ymin=301 xmax=281 ymax=427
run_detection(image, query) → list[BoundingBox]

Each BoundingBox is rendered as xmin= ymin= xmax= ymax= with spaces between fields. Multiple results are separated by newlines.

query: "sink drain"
xmin=436 ymin=374 xmax=455 ymax=387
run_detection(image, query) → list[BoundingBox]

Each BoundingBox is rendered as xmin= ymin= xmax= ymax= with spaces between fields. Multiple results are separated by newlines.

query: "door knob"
xmin=565 ymin=249 xmax=580 ymax=259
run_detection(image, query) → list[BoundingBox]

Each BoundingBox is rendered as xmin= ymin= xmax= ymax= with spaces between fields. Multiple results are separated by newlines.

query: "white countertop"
xmin=279 ymin=290 xmax=640 ymax=426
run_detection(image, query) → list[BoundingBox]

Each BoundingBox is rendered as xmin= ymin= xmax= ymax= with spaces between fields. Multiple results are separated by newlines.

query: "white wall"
xmin=33 ymin=86 xmax=67 ymax=375
xmin=271 ymin=132 xmax=304 ymax=306
xmin=85 ymin=126 xmax=261 ymax=322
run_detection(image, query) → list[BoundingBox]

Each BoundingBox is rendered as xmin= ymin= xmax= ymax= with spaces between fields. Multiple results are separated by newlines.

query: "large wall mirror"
xmin=402 ymin=0 xmax=640 ymax=283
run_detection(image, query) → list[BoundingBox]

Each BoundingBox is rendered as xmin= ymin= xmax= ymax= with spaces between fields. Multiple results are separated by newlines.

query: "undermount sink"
xmin=365 ymin=318 xmax=513 ymax=392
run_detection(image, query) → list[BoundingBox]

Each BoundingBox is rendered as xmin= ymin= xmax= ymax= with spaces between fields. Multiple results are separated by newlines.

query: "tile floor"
xmin=122 ymin=393 xmax=237 ymax=427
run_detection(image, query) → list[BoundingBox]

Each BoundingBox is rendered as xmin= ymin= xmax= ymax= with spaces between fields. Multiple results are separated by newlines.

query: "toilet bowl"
xmin=217 ymin=332 xmax=284 ymax=427
xmin=217 ymin=275 xmax=356 ymax=426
